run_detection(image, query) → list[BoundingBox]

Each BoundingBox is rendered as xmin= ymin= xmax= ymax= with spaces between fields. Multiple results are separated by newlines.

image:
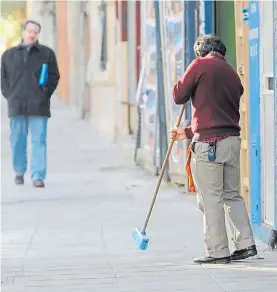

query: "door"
xmin=260 ymin=0 xmax=275 ymax=227
xmin=249 ymin=0 xmax=261 ymax=224
xmin=214 ymin=0 xmax=237 ymax=70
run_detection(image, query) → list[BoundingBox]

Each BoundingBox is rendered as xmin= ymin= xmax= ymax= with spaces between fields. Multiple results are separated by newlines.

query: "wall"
xmin=57 ymin=1 xmax=91 ymax=120
xmin=26 ymin=0 xmax=41 ymax=21
xmin=116 ymin=1 xmax=132 ymax=139
xmin=26 ymin=0 xmax=56 ymax=49
xmin=83 ymin=4 xmax=92 ymax=118
xmin=234 ymin=0 xmax=250 ymax=211
xmin=66 ymin=1 xmax=84 ymax=116
xmin=136 ymin=1 xmax=190 ymax=189
xmin=39 ymin=2 xmax=56 ymax=50
xmin=83 ymin=0 xmax=138 ymax=143
xmin=127 ymin=0 xmax=139 ymax=135
xmin=86 ymin=0 xmax=118 ymax=142
xmin=53 ymin=0 xmax=137 ymax=142
xmin=56 ymin=1 xmax=70 ymax=103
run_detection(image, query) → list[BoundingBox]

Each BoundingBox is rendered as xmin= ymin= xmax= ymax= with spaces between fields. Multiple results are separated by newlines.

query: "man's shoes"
xmin=230 ymin=245 xmax=257 ymax=261
xmin=33 ymin=180 xmax=45 ymax=188
xmin=193 ymin=256 xmax=231 ymax=264
xmin=14 ymin=175 xmax=24 ymax=185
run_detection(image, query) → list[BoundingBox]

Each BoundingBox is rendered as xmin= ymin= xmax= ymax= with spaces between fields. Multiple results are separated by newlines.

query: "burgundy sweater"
xmin=173 ymin=54 xmax=244 ymax=141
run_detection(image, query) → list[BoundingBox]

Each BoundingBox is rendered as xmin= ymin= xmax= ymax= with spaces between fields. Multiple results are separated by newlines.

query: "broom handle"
xmin=143 ymin=104 xmax=186 ymax=231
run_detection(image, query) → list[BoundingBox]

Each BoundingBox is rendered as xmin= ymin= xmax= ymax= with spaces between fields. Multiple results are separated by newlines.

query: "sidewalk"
xmin=1 ymin=98 xmax=277 ymax=292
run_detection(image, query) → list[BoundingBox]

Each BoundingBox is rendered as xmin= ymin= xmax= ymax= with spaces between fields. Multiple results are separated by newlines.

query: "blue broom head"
xmin=133 ymin=228 xmax=149 ymax=250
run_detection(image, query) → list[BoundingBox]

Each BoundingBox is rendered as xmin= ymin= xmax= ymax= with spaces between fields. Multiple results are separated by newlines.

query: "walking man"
xmin=1 ymin=20 xmax=60 ymax=188
xmin=170 ymin=35 xmax=257 ymax=264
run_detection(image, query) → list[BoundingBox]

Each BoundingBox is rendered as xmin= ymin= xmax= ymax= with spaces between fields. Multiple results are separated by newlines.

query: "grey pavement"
xmin=1 ymin=98 xmax=277 ymax=292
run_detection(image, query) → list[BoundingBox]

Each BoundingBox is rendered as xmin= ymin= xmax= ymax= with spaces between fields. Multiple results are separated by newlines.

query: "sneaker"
xmin=193 ymin=256 xmax=231 ymax=264
xmin=33 ymin=180 xmax=45 ymax=188
xmin=231 ymin=245 xmax=257 ymax=261
xmin=14 ymin=175 xmax=24 ymax=185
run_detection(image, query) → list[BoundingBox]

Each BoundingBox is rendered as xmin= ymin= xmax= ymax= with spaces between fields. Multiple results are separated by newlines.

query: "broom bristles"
xmin=133 ymin=228 xmax=149 ymax=250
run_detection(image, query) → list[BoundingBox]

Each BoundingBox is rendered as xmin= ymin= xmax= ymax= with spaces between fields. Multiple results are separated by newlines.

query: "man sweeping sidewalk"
xmin=170 ymin=35 xmax=257 ymax=264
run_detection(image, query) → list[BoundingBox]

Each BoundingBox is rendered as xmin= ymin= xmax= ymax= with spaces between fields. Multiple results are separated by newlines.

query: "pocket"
xmin=7 ymin=73 xmax=21 ymax=95
xmin=230 ymin=136 xmax=241 ymax=162
xmin=32 ymin=74 xmax=44 ymax=91
xmin=192 ymin=142 xmax=211 ymax=161
xmin=7 ymin=74 xmax=24 ymax=100
xmin=32 ymin=72 xmax=39 ymax=85
xmin=31 ymin=75 xmax=49 ymax=102
xmin=35 ymin=85 xmax=48 ymax=102
xmin=191 ymin=142 xmax=203 ymax=155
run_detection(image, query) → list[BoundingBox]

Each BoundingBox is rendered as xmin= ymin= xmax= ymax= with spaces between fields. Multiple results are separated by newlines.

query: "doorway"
xmin=214 ymin=0 xmax=237 ymax=69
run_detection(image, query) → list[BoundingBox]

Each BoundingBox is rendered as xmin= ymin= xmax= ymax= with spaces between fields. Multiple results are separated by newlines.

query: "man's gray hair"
xmin=23 ymin=20 xmax=41 ymax=32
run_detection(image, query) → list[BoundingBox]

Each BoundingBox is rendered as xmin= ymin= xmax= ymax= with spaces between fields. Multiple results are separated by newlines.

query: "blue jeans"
xmin=10 ymin=116 xmax=48 ymax=180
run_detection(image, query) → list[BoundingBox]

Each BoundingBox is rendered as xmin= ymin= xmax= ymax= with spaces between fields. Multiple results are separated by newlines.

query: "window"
xmin=99 ymin=0 xmax=107 ymax=71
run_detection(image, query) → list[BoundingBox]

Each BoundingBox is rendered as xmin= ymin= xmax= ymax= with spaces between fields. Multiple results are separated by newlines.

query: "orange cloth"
xmin=185 ymin=144 xmax=196 ymax=193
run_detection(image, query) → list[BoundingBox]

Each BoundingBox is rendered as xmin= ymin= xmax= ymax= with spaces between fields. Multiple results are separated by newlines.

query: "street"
xmin=1 ymin=98 xmax=277 ymax=292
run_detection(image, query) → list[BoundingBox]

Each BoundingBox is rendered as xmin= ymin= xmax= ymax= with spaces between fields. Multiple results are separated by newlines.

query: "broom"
xmin=133 ymin=104 xmax=186 ymax=250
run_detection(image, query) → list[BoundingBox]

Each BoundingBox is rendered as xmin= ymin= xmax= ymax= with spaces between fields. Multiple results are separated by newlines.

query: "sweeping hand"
xmin=169 ymin=127 xmax=186 ymax=141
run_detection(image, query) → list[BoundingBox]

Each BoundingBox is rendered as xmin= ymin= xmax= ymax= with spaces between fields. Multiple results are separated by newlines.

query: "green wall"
xmin=214 ymin=0 xmax=237 ymax=70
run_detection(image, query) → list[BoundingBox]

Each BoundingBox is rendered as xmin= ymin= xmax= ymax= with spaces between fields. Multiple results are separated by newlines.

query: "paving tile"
xmin=1 ymin=98 xmax=277 ymax=292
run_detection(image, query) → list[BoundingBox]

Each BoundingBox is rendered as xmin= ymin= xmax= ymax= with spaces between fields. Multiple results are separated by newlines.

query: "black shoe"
xmin=193 ymin=256 xmax=231 ymax=264
xmin=231 ymin=245 xmax=257 ymax=261
xmin=33 ymin=180 xmax=45 ymax=188
xmin=15 ymin=175 xmax=24 ymax=185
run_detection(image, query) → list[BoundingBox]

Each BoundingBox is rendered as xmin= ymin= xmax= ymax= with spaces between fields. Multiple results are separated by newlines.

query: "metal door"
xmin=260 ymin=0 xmax=275 ymax=227
xmin=249 ymin=0 xmax=261 ymax=224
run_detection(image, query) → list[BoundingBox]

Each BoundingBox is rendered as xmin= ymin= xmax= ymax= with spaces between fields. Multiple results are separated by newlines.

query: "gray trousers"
xmin=190 ymin=136 xmax=255 ymax=258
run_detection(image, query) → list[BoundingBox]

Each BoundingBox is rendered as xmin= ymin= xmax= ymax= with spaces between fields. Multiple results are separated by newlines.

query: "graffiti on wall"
xmin=163 ymin=0 xmax=186 ymax=164
xmin=141 ymin=0 xmax=157 ymax=154
xmin=141 ymin=0 xmax=187 ymax=167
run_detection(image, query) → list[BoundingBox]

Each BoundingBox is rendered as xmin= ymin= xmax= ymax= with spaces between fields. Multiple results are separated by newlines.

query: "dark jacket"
xmin=173 ymin=54 xmax=244 ymax=141
xmin=1 ymin=42 xmax=60 ymax=117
